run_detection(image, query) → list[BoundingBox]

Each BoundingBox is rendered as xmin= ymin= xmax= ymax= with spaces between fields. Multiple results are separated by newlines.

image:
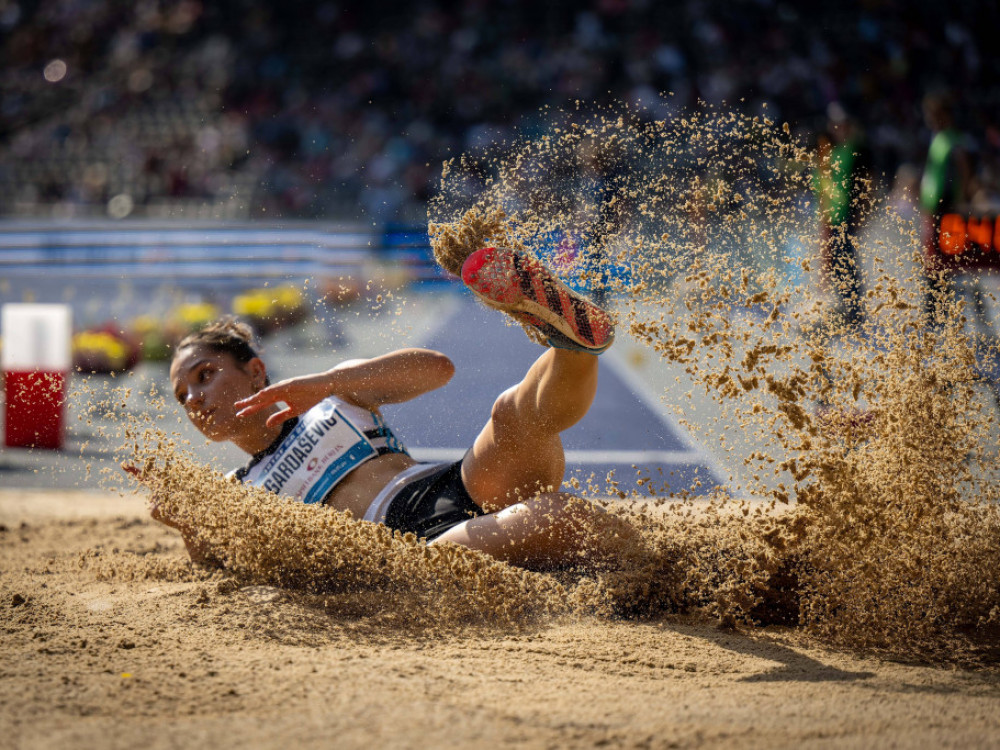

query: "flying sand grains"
xmin=428 ymin=102 xmax=1000 ymax=662
xmin=83 ymin=100 xmax=999 ymax=664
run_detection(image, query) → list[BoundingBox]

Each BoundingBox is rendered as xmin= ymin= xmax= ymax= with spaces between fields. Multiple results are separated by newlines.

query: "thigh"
xmin=430 ymin=494 xmax=579 ymax=569
xmin=432 ymin=492 xmax=647 ymax=571
xmin=460 ymin=389 xmax=566 ymax=512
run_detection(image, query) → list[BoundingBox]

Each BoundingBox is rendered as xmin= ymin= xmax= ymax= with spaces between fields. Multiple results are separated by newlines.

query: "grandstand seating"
xmin=1 ymin=1 xmax=997 ymax=223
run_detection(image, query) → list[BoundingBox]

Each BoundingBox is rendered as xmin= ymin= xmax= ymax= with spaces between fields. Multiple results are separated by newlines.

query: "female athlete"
xmin=145 ymin=246 xmax=632 ymax=569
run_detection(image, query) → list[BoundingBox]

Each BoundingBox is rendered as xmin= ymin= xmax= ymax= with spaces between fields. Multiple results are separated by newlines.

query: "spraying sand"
xmin=429 ymin=103 xmax=1000 ymax=662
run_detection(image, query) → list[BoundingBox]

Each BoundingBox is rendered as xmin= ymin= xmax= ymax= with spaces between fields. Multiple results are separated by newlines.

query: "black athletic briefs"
xmin=383 ymin=460 xmax=483 ymax=540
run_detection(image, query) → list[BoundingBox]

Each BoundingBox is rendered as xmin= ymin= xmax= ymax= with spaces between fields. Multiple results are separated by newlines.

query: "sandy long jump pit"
xmin=3 ymin=485 xmax=1000 ymax=750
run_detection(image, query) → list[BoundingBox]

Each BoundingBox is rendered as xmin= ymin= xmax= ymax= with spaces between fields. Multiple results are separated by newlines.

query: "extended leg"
xmin=458 ymin=246 xmax=614 ymax=511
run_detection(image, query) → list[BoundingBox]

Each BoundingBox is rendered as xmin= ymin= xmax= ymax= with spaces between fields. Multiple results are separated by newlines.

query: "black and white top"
xmin=229 ymin=396 xmax=408 ymax=504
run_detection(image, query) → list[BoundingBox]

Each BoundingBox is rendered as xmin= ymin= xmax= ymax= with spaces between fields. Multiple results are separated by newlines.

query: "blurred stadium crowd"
xmin=1 ymin=0 xmax=997 ymax=223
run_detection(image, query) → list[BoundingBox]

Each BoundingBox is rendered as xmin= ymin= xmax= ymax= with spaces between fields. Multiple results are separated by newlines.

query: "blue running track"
xmin=382 ymin=294 xmax=724 ymax=496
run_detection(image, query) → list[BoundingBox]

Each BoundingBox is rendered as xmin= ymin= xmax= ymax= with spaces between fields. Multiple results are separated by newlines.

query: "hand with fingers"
xmin=234 ymin=372 xmax=339 ymax=428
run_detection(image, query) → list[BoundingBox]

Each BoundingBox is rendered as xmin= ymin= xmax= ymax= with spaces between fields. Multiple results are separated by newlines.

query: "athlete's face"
xmin=170 ymin=345 xmax=265 ymax=442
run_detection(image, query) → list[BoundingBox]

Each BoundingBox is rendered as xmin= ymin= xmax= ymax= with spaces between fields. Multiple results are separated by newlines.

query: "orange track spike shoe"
xmin=461 ymin=246 xmax=614 ymax=354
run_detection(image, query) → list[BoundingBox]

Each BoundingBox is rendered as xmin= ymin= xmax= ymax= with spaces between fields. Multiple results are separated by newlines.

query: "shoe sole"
xmin=461 ymin=247 xmax=614 ymax=353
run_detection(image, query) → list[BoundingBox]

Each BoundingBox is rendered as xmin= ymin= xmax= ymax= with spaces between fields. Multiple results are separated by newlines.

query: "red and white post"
xmin=2 ymin=303 xmax=73 ymax=450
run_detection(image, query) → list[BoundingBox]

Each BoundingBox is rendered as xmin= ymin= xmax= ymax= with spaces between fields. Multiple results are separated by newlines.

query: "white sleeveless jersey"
xmin=230 ymin=396 xmax=408 ymax=504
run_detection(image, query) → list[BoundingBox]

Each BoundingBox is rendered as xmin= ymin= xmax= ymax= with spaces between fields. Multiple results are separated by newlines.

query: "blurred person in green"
xmin=919 ymin=90 xmax=975 ymax=322
xmin=814 ymin=102 xmax=872 ymax=329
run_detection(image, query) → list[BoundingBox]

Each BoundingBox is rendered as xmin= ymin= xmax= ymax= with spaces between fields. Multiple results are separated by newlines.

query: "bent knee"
xmin=489 ymin=386 xmax=521 ymax=433
xmin=490 ymin=385 xmax=556 ymax=438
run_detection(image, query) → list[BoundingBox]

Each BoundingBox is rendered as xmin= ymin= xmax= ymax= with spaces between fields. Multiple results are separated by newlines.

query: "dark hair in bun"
xmin=174 ymin=316 xmax=262 ymax=368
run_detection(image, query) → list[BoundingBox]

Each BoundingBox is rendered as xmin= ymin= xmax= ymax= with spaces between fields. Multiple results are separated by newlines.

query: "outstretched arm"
xmin=234 ymin=348 xmax=454 ymax=428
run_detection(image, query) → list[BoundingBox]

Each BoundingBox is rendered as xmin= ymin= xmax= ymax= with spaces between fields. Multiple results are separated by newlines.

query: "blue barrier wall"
xmin=0 ymin=221 xmax=443 ymax=282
